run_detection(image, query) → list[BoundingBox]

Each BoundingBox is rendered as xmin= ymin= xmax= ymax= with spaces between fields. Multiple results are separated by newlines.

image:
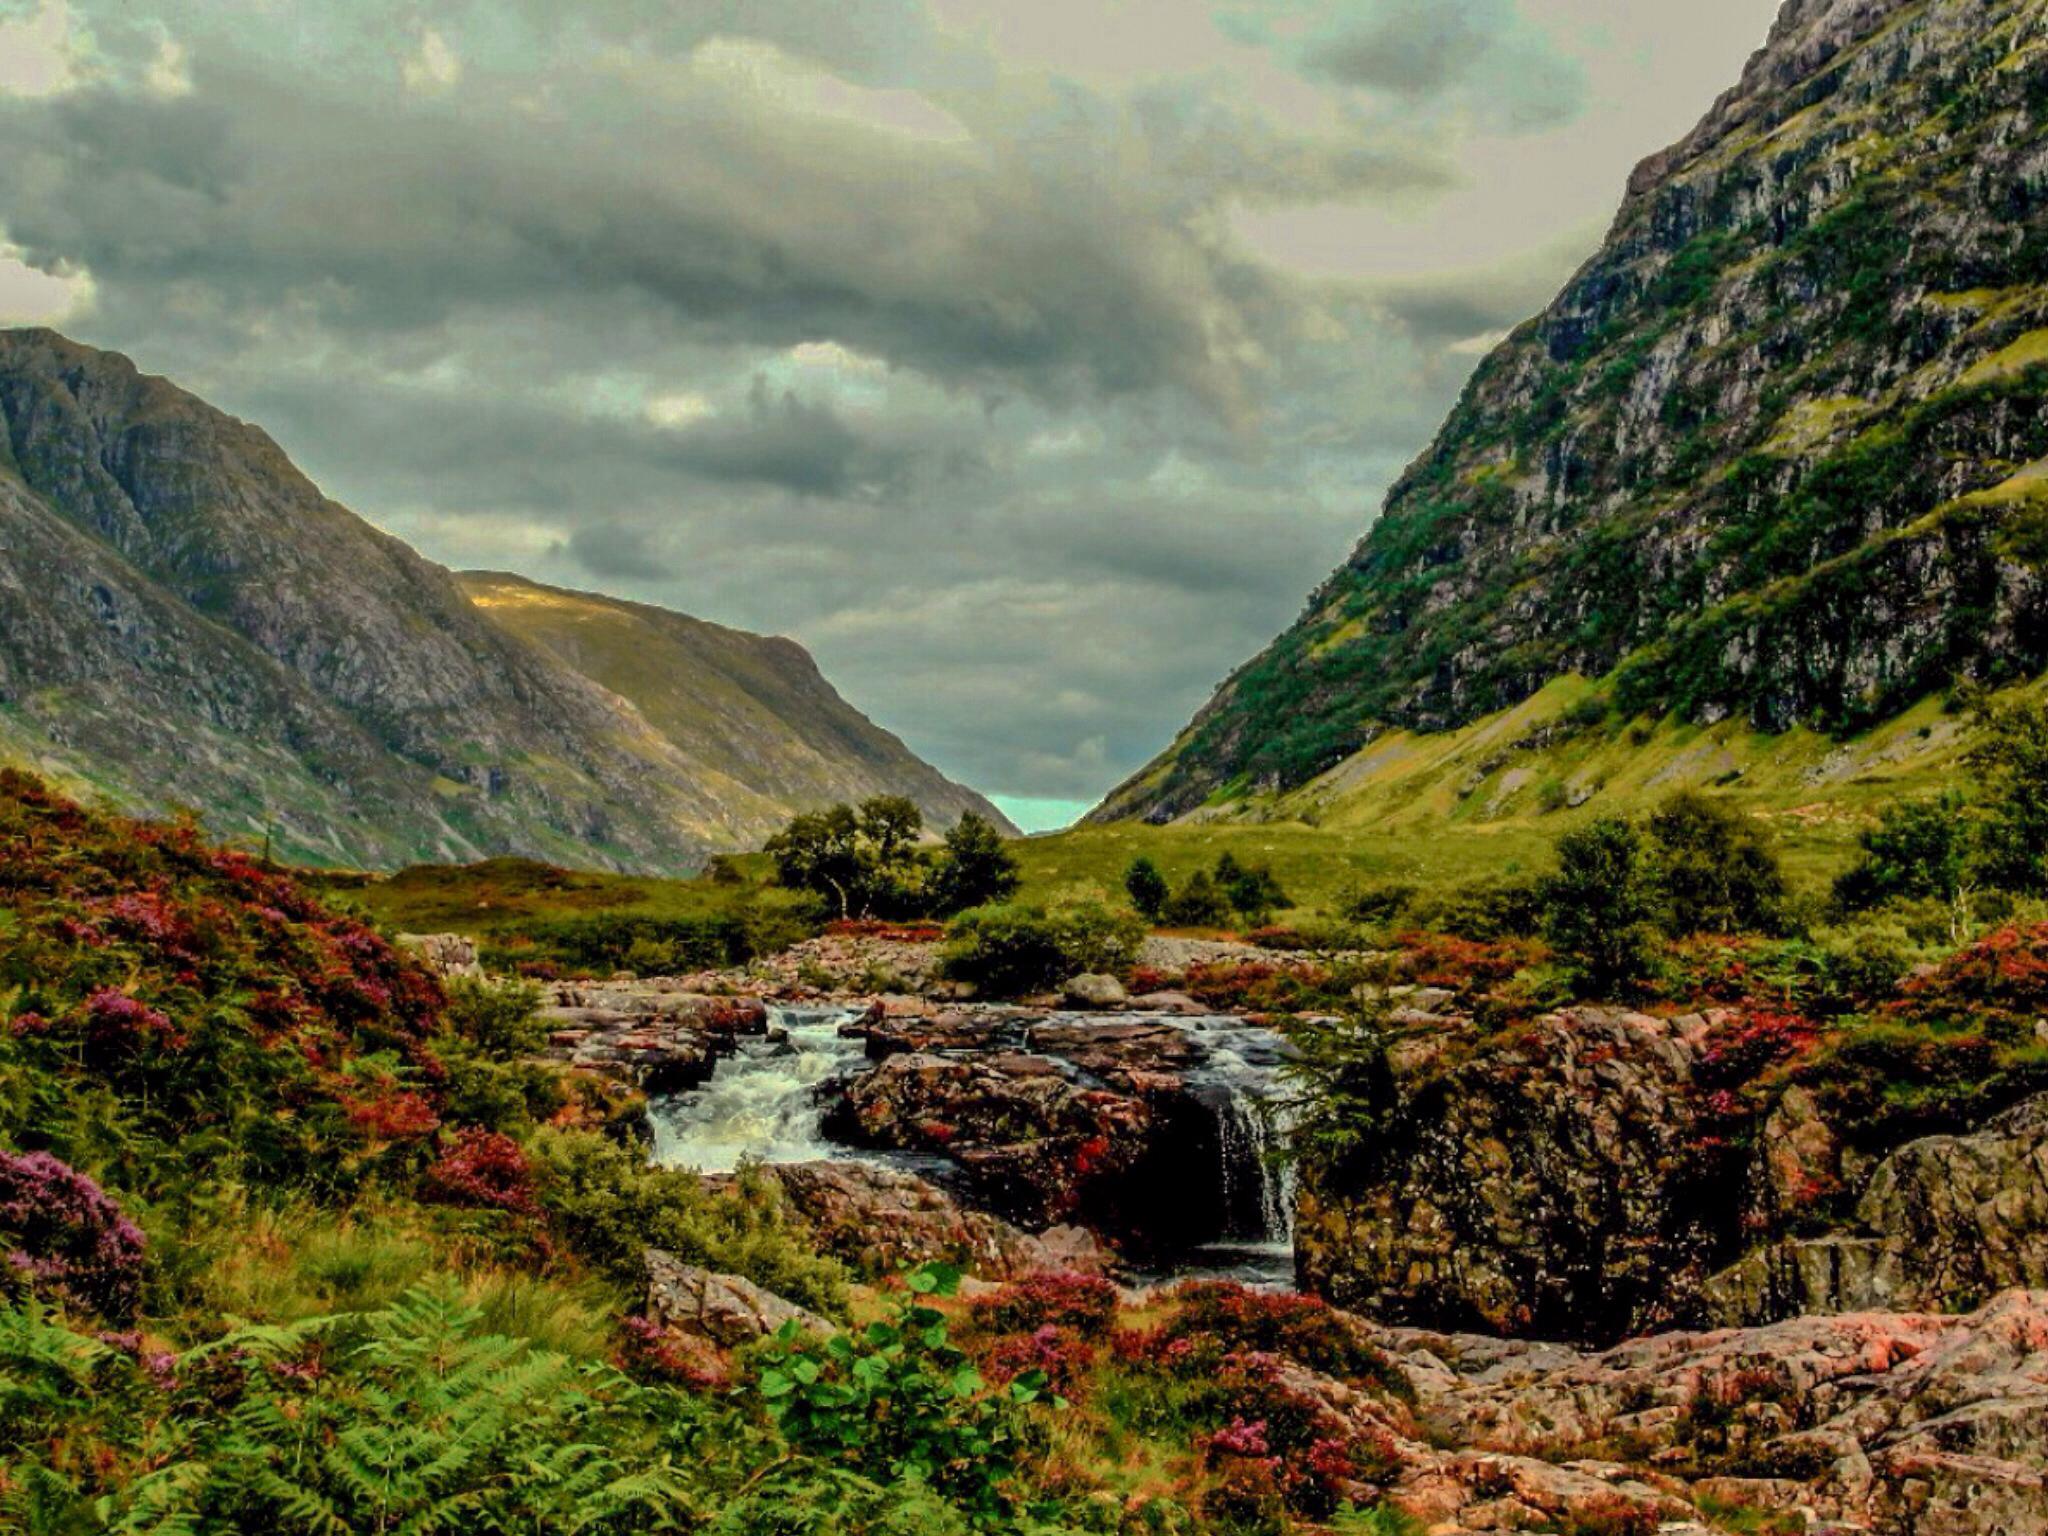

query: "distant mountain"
xmin=1098 ymin=0 xmax=2048 ymax=824
xmin=457 ymin=571 xmax=1011 ymax=834
xmin=0 ymin=329 xmax=1008 ymax=870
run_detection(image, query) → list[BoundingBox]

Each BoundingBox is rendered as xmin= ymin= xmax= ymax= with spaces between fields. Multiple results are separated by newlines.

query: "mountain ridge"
xmin=0 ymin=328 xmax=1009 ymax=868
xmin=1096 ymin=0 xmax=2048 ymax=825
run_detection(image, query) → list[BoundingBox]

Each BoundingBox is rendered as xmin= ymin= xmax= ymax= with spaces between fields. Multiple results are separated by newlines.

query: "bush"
xmin=1833 ymin=793 xmax=1972 ymax=922
xmin=968 ymin=1272 xmax=1120 ymax=1340
xmin=1399 ymin=877 xmax=1547 ymax=942
xmin=930 ymin=813 xmax=1021 ymax=915
xmin=0 ymin=1150 xmax=146 ymax=1319
xmin=1125 ymin=858 xmax=1171 ymax=923
xmin=1164 ymin=872 xmax=1234 ymax=929
xmin=529 ymin=1130 xmax=848 ymax=1316
xmin=941 ymin=903 xmax=1145 ymax=997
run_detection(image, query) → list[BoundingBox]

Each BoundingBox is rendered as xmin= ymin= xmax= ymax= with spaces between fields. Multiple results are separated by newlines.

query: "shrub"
xmin=1164 ymin=872 xmax=1235 ymax=929
xmin=1340 ymin=882 xmax=1419 ymax=927
xmin=0 ymin=1151 xmax=146 ymax=1319
xmin=1400 ymin=876 xmax=1547 ymax=942
xmin=941 ymin=902 xmax=1144 ymax=997
xmin=968 ymin=1272 xmax=1120 ymax=1340
xmin=1971 ymin=696 xmax=2048 ymax=893
xmin=930 ymin=813 xmax=1021 ymax=915
xmin=1833 ymin=793 xmax=1973 ymax=919
xmin=530 ymin=1130 xmax=847 ymax=1316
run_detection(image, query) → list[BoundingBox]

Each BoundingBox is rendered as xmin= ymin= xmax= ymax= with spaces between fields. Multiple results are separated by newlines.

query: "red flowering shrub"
xmin=1392 ymin=931 xmax=1538 ymax=989
xmin=1183 ymin=962 xmax=1334 ymax=1014
xmin=969 ymin=1271 xmax=1120 ymax=1339
xmin=981 ymin=1324 xmax=1097 ymax=1395
xmin=1895 ymin=922 xmax=2048 ymax=1040
xmin=423 ymin=1129 xmax=540 ymax=1216
xmin=1148 ymin=1282 xmax=1409 ymax=1395
xmin=1696 ymin=1008 xmax=1822 ymax=1092
xmin=825 ymin=919 xmax=946 ymax=944
xmin=344 ymin=1089 xmax=442 ymax=1142
xmin=0 ymin=1149 xmax=147 ymax=1318
xmin=82 ymin=988 xmax=185 ymax=1054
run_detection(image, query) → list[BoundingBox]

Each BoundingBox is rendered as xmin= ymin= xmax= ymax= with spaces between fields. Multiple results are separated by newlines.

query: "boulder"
xmin=395 ymin=932 xmax=483 ymax=980
xmin=746 ymin=1161 xmax=1117 ymax=1280
xmin=643 ymin=1249 xmax=828 ymax=1347
xmin=1063 ymin=973 xmax=1129 ymax=1010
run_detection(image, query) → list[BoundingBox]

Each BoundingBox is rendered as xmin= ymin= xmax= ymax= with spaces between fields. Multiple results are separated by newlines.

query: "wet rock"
xmin=540 ymin=983 xmax=768 ymax=1093
xmin=643 ymin=1249 xmax=828 ymax=1347
xmin=1023 ymin=1020 xmax=1206 ymax=1082
xmin=745 ymin=1161 xmax=1117 ymax=1281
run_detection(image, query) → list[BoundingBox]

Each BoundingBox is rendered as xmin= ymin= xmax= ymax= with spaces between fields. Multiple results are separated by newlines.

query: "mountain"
xmin=1098 ymin=0 xmax=2048 ymax=824
xmin=0 ymin=329 xmax=1008 ymax=870
xmin=456 ymin=571 xmax=1010 ymax=832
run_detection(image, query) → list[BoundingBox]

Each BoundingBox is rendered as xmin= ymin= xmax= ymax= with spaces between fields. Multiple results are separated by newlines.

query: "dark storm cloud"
xmin=566 ymin=522 xmax=677 ymax=582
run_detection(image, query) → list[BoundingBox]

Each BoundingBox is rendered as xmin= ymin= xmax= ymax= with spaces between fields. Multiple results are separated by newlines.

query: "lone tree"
xmin=1646 ymin=790 xmax=1787 ymax=936
xmin=1124 ymin=857 xmax=1170 ymax=922
xmin=1544 ymin=816 xmax=1662 ymax=999
xmin=766 ymin=796 xmax=927 ymax=918
xmin=931 ymin=812 xmax=1021 ymax=913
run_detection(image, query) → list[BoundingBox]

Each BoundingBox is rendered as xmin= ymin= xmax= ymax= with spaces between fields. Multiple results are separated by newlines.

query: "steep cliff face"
xmin=1101 ymin=0 xmax=2048 ymax=822
xmin=0 ymin=330 xmax=1003 ymax=868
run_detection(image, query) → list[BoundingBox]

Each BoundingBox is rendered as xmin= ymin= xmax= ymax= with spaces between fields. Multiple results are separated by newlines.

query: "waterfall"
xmin=647 ymin=1005 xmax=870 ymax=1174
xmin=1177 ymin=1016 xmax=1296 ymax=1248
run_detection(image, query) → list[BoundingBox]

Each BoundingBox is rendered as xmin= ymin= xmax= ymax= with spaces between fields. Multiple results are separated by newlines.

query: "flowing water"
xmin=648 ymin=1003 xmax=1296 ymax=1285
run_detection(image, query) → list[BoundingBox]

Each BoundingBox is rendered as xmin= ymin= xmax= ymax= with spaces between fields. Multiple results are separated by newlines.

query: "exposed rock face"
xmin=643 ymin=1250 xmax=827 ymax=1347
xmin=1296 ymin=1008 xmax=1746 ymax=1343
xmin=740 ymin=1161 xmax=1116 ymax=1281
xmin=1100 ymin=0 xmax=2048 ymax=820
xmin=823 ymin=1011 xmax=1267 ymax=1255
xmin=394 ymin=933 xmax=483 ymax=981
xmin=1385 ymin=1289 xmax=2048 ymax=1536
xmin=0 ymin=329 xmax=1005 ymax=869
xmin=1708 ymin=1093 xmax=2048 ymax=1324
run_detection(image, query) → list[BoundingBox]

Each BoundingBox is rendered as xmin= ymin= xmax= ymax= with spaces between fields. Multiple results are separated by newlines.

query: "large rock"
xmin=1296 ymin=1007 xmax=1744 ymax=1343
xmin=643 ymin=1250 xmax=827 ymax=1347
xmin=1062 ymin=973 xmax=1128 ymax=1010
xmin=1706 ymin=1093 xmax=2048 ymax=1325
xmin=746 ymin=1161 xmax=1116 ymax=1281
xmin=395 ymin=932 xmax=483 ymax=981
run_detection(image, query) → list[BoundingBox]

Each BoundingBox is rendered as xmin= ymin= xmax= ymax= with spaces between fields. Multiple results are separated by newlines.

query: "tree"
xmin=1834 ymin=792 xmax=1973 ymax=927
xmin=1219 ymin=860 xmax=1293 ymax=925
xmin=1646 ymin=790 xmax=1787 ymax=936
xmin=765 ymin=805 xmax=866 ymax=918
xmin=1543 ymin=816 xmax=1662 ymax=998
xmin=1124 ymin=858 xmax=1171 ymax=922
xmin=1970 ymin=697 xmax=2048 ymax=894
xmin=857 ymin=796 xmax=924 ymax=868
xmin=930 ymin=813 xmax=1020 ymax=915
xmin=1163 ymin=870 xmax=1233 ymax=929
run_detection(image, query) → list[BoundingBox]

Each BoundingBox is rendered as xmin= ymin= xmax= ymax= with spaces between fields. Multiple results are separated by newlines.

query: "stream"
xmin=647 ymin=1003 xmax=1297 ymax=1286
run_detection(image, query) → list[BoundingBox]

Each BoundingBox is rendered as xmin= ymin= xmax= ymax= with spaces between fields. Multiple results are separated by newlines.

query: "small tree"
xmin=1970 ymin=697 xmax=2048 ymax=894
xmin=1124 ymin=857 xmax=1171 ymax=922
xmin=1220 ymin=861 xmax=1293 ymax=925
xmin=930 ymin=813 xmax=1020 ymax=915
xmin=1543 ymin=816 xmax=1662 ymax=998
xmin=1833 ymin=792 xmax=1974 ymax=937
xmin=765 ymin=805 xmax=867 ymax=918
xmin=1646 ymin=790 xmax=1788 ymax=936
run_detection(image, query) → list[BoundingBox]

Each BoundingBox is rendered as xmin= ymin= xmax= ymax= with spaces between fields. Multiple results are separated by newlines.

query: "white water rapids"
xmin=646 ymin=1003 xmax=1296 ymax=1282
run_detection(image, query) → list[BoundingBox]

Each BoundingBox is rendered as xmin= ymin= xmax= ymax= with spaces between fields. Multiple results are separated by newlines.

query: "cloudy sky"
xmin=0 ymin=0 xmax=1782 ymax=830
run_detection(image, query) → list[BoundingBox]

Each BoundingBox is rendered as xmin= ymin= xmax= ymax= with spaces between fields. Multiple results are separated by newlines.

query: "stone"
xmin=1063 ymin=973 xmax=1129 ymax=1009
xmin=643 ymin=1250 xmax=828 ymax=1347
xmin=395 ymin=932 xmax=483 ymax=980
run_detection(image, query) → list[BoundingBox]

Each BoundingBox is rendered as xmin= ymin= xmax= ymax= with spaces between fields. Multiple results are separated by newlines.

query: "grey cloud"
xmin=565 ymin=522 xmax=678 ymax=581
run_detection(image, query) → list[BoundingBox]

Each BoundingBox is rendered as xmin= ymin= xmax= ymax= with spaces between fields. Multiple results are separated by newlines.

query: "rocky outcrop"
xmin=1707 ymin=1093 xmax=2048 ymax=1325
xmin=823 ymin=1011 xmax=1278 ymax=1255
xmin=1296 ymin=1008 xmax=1746 ymax=1343
xmin=540 ymin=981 xmax=771 ymax=1093
xmin=643 ymin=1250 xmax=828 ymax=1346
xmin=1384 ymin=1289 xmax=2048 ymax=1536
xmin=741 ymin=1161 xmax=1115 ymax=1281
xmin=394 ymin=933 xmax=483 ymax=981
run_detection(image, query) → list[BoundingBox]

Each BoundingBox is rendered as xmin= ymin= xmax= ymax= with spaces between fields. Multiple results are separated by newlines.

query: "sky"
xmin=0 ymin=0 xmax=1784 ymax=832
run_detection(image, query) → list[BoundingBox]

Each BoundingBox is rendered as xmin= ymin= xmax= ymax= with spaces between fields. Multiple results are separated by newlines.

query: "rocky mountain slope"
xmin=0 ymin=329 xmax=1004 ymax=870
xmin=1100 ymin=0 xmax=2048 ymax=823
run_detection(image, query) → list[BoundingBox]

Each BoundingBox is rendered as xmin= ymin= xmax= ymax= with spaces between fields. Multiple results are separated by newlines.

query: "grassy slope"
xmin=1023 ymin=677 xmax=1990 ymax=919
